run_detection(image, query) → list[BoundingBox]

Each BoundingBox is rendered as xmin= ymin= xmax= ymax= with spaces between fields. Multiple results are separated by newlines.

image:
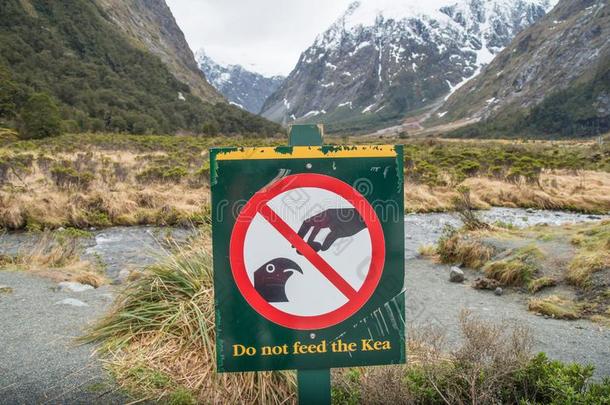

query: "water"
xmin=0 ymin=226 xmax=196 ymax=280
xmin=0 ymin=208 xmax=605 ymax=280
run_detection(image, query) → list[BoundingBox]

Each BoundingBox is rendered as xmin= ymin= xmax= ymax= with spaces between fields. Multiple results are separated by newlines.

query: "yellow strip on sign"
xmin=215 ymin=145 xmax=397 ymax=161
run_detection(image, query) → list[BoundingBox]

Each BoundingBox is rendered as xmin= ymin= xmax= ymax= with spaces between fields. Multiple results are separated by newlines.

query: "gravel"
xmin=0 ymin=272 xmax=129 ymax=404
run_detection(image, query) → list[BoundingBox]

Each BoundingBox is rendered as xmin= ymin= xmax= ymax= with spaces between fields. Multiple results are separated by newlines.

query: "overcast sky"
xmin=165 ymin=0 xmax=352 ymax=77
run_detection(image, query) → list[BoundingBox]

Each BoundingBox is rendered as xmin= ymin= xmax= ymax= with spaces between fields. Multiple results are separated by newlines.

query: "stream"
xmin=0 ymin=207 xmax=605 ymax=280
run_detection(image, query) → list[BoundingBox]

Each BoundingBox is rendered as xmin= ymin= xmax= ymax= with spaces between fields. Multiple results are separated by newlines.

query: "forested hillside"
xmin=0 ymin=0 xmax=281 ymax=136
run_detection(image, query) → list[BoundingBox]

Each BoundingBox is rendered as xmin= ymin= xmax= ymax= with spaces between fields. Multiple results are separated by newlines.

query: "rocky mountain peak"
xmin=196 ymin=50 xmax=284 ymax=114
xmin=96 ymin=0 xmax=223 ymax=103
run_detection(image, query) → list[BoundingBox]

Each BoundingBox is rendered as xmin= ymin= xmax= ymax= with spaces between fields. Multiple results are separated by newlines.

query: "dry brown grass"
xmin=565 ymin=220 xmax=610 ymax=288
xmin=528 ymin=296 xmax=582 ymax=320
xmin=417 ymin=244 xmax=437 ymax=257
xmin=0 ymin=149 xmax=210 ymax=230
xmin=528 ymin=277 xmax=558 ymax=293
xmin=437 ymin=231 xmax=494 ymax=269
xmin=483 ymin=246 xmax=542 ymax=286
xmin=4 ymin=232 xmax=106 ymax=286
xmin=405 ymin=170 xmax=610 ymax=213
xmin=1 ymin=142 xmax=608 ymax=230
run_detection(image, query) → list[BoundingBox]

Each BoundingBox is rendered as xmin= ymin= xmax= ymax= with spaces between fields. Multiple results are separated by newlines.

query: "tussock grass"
xmin=437 ymin=228 xmax=494 ymax=269
xmin=0 ymin=134 xmax=608 ymax=231
xmin=1 ymin=231 xmax=105 ymax=286
xmin=83 ymin=235 xmax=295 ymax=404
xmin=0 ymin=144 xmax=212 ymax=230
xmin=566 ymin=220 xmax=610 ymax=288
xmin=528 ymin=296 xmax=582 ymax=320
xmin=483 ymin=246 xmax=543 ymax=286
xmin=432 ymin=220 xmax=610 ymax=323
xmin=417 ymin=244 xmax=436 ymax=257
xmin=406 ymin=171 xmax=610 ymax=214
xmin=528 ymin=277 xmax=558 ymax=293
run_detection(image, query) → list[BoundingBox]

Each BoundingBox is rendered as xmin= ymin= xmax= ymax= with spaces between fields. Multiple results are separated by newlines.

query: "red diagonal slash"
xmin=258 ymin=203 xmax=358 ymax=300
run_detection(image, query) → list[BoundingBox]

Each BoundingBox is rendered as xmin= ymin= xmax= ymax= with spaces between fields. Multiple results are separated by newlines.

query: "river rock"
xmin=117 ymin=269 xmax=131 ymax=284
xmin=472 ymin=277 xmax=501 ymax=290
xmin=55 ymin=298 xmax=88 ymax=307
xmin=57 ymin=282 xmax=94 ymax=293
xmin=494 ymin=287 xmax=504 ymax=296
xmin=449 ymin=267 xmax=465 ymax=283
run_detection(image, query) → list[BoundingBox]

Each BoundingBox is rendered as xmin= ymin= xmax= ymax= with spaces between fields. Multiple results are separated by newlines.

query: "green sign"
xmin=210 ymin=145 xmax=405 ymax=373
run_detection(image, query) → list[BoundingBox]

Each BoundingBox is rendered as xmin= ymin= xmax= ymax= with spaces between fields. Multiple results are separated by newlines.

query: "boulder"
xmin=57 ymin=281 xmax=94 ymax=293
xmin=55 ymin=298 xmax=88 ymax=307
xmin=494 ymin=287 xmax=504 ymax=296
xmin=117 ymin=269 xmax=131 ymax=284
xmin=449 ymin=266 xmax=465 ymax=283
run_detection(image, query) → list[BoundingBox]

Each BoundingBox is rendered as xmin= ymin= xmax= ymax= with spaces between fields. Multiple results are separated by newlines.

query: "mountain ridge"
xmin=197 ymin=50 xmax=284 ymax=114
xmin=261 ymin=0 xmax=555 ymax=133
xmin=95 ymin=0 xmax=223 ymax=103
xmin=431 ymin=0 xmax=609 ymax=138
xmin=0 ymin=0 xmax=281 ymax=135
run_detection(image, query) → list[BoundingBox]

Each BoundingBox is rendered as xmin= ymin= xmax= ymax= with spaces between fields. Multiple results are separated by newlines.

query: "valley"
xmin=1 ymin=0 xmax=609 ymax=403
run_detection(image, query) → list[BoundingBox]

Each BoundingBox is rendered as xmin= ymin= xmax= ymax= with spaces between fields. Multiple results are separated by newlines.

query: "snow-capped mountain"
xmin=197 ymin=51 xmax=284 ymax=114
xmin=432 ymin=0 xmax=609 ymax=138
xmin=260 ymin=0 xmax=556 ymax=132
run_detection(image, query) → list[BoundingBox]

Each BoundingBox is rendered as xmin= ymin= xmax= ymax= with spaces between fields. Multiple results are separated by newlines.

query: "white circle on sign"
xmin=243 ymin=187 xmax=373 ymax=317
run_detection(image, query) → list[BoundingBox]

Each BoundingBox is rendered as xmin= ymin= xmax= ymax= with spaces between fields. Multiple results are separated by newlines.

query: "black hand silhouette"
xmin=296 ymin=208 xmax=366 ymax=253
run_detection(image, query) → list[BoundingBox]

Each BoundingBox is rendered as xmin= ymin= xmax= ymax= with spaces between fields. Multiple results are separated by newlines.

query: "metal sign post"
xmin=290 ymin=125 xmax=330 ymax=405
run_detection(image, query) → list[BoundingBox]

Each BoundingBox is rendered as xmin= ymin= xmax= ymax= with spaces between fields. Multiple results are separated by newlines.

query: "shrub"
xmin=509 ymin=353 xmax=606 ymax=403
xmin=18 ymin=93 xmax=62 ymax=139
xmin=50 ymin=163 xmax=94 ymax=190
xmin=437 ymin=226 xmax=494 ymax=269
xmin=0 ymin=153 xmax=34 ymax=184
xmin=334 ymin=314 xmax=610 ymax=404
xmin=452 ymin=186 xmax=489 ymax=230
xmin=136 ymin=165 xmax=188 ymax=184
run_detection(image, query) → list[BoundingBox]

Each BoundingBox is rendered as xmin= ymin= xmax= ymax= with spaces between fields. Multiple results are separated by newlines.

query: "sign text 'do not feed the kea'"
xmin=211 ymin=145 xmax=405 ymax=372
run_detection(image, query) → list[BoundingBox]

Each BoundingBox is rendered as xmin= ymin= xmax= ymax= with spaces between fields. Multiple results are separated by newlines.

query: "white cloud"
xmin=166 ymin=0 xmax=352 ymax=77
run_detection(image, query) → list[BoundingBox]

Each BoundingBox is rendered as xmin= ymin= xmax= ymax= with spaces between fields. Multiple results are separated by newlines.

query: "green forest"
xmin=0 ymin=0 xmax=281 ymax=137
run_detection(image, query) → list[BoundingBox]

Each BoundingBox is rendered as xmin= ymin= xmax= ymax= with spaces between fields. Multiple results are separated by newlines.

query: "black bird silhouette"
xmin=254 ymin=258 xmax=303 ymax=303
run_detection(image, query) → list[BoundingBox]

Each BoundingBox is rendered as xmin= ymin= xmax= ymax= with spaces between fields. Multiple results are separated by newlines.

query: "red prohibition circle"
xmin=229 ymin=173 xmax=386 ymax=330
